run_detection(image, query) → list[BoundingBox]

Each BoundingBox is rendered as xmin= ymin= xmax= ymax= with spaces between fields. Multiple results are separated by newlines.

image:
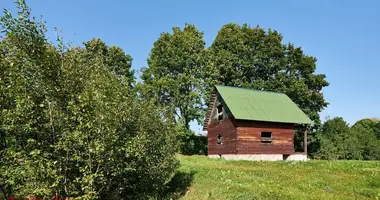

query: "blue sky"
xmin=2 ymin=0 xmax=379 ymax=132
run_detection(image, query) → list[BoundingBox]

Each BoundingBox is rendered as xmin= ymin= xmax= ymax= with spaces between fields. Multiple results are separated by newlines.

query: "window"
xmin=217 ymin=104 xmax=223 ymax=121
xmin=217 ymin=134 xmax=223 ymax=144
xmin=261 ymin=132 xmax=272 ymax=143
xmin=217 ymin=104 xmax=223 ymax=113
xmin=218 ymin=113 xmax=223 ymax=121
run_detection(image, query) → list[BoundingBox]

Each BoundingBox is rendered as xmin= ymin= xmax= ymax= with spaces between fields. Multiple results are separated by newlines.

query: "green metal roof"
xmin=215 ymin=85 xmax=313 ymax=124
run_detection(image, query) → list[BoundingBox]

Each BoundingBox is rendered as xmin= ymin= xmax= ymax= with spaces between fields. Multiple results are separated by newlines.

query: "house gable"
xmin=203 ymin=88 xmax=235 ymax=131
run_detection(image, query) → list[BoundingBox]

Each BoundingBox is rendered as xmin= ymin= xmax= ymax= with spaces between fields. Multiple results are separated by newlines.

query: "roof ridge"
xmin=215 ymin=85 xmax=285 ymax=95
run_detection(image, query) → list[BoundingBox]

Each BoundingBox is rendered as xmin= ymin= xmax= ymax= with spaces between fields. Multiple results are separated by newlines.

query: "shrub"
xmin=0 ymin=1 xmax=178 ymax=199
xmin=179 ymin=133 xmax=208 ymax=155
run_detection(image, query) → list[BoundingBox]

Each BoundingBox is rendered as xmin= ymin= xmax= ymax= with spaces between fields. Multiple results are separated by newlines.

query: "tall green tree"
xmin=141 ymin=24 xmax=205 ymax=130
xmin=349 ymin=119 xmax=380 ymax=160
xmin=316 ymin=117 xmax=361 ymax=160
xmin=0 ymin=1 xmax=62 ymax=195
xmin=0 ymin=1 xmax=178 ymax=199
xmin=83 ymin=38 xmax=135 ymax=86
xmin=204 ymin=23 xmax=329 ymax=126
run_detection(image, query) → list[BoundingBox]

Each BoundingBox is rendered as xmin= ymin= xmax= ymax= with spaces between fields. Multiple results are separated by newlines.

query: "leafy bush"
xmin=179 ymin=133 xmax=208 ymax=155
xmin=0 ymin=1 xmax=178 ymax=199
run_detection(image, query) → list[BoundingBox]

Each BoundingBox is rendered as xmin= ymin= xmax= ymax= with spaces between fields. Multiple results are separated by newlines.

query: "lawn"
xmin=167 ymin=155 xmax=380 ymax=200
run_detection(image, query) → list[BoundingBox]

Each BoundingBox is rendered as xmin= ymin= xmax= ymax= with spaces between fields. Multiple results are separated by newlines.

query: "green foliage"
xmin=316 ymin=117 xmax=357 ymax=160
xmin=141 ymin=24 xmax=205 ymax=130
xmin=349 ymin=119 xmax=380 ymax=160
xmin=83 ymin=38 xmax=134 ymax=86
xmin=316 ymin=117 xmax=380 ymax=160
xmin=179 ymin=133 xmax=208 ymax=155
xmin=375 ymin=121 xmax=380 ymax=139
xmin=0 ymin=1 xmax=178 ymax=199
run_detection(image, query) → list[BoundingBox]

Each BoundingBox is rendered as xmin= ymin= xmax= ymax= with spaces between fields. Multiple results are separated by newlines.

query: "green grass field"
xmin=167 ymin=155 xmax=380 ymax=200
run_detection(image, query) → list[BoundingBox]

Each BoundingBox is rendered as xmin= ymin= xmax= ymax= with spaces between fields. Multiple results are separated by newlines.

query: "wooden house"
xmin=203 ymin=85 xmax=313 ymax=161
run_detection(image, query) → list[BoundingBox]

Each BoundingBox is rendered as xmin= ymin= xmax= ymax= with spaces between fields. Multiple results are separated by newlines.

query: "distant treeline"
xmin=314 ymin=117 xmax=380 ymax=160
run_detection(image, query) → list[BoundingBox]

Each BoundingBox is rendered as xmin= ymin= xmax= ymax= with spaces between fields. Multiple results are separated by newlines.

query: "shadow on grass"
xmin=160 ymin=170 xmax=196 ymax=199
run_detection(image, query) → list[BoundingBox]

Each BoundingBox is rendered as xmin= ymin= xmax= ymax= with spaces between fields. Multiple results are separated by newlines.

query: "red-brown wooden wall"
xmin=235 ymin=120 xmax=295 ymax=155
xmin=208 ymin=119 xmax=295 ymax=155
xmin=207 ymin=117 xmax=237 ymax=155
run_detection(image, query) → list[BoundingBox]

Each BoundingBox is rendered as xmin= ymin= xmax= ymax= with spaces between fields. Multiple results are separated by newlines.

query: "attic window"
xmin=261 ymin=132 xmax=272 ymax=143
xmin=217 ymin=134 xmax=223 ymax=144
xmin=218 ymin=113 xmax=223 ymax=121
xmin=217 ymin=104 xmax=223 ymax=121
xmin=217 ymin=105 xmax=223 ymax=113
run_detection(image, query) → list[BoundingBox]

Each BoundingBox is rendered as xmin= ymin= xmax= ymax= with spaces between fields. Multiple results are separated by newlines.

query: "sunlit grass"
xmin=174 ymin=155 xmax=380 ymax=200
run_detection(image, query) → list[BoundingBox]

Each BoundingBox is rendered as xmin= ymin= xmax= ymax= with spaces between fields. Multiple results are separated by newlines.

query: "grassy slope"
xmin=172 ymin=155 xmax=380 ymax=200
